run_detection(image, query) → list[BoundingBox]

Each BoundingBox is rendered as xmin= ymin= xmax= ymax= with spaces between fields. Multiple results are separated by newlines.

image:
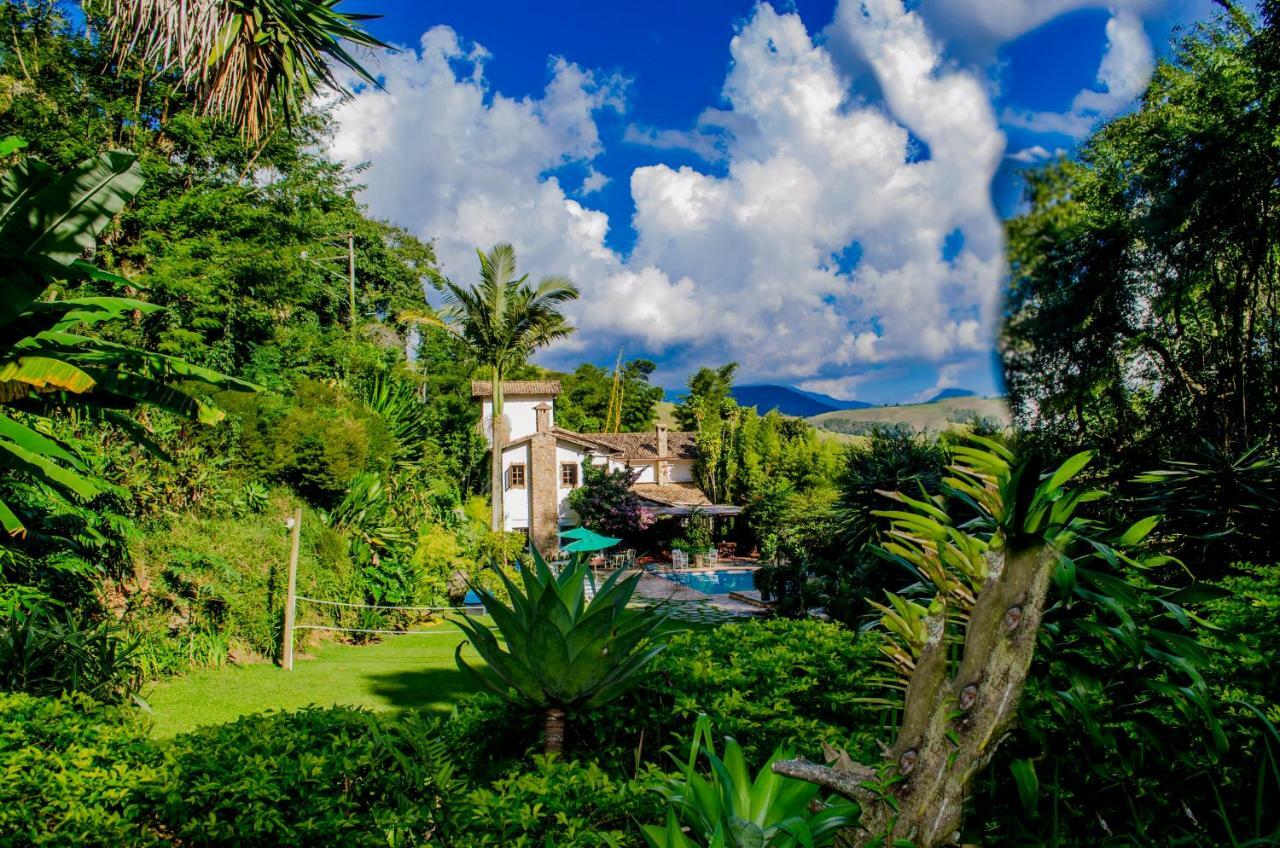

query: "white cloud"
xmin=797 ymin=375 xmax=871 ymax=400
xmin=579 ymin=166 xmax=609 ymax=194
xmin=327 ymin=4 xmax=1010 ymax=386
xmin=913 ymin=0 xmax=1163 ymax=61
xmin=1007 ymin=144 xmax=1066 ymax=162
xmin=1003 ymin=9 xmax=1155 ymax=136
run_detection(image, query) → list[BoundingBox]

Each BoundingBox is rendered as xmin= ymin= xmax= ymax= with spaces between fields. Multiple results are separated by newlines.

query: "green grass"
xmin=142 ymin=613 xmax=714 ymax=738
xmin=142 ymin=619 xmax=489 ymax=738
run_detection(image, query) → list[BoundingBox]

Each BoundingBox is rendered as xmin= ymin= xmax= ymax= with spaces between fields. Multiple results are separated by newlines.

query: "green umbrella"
xmin=561 ymin=533 xmax=621 ymax=553
xmin=559 ymin=526 xmax=595 ymax=540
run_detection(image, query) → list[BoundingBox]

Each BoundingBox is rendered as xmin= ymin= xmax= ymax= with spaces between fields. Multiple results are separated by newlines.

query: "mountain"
xmin=730 ymin=384 xmax=871 ymax=417
xmin=928 ymin=388 xmax=976 ymax=402
xmin=809 ymin=396 xmax=1011 ymax=437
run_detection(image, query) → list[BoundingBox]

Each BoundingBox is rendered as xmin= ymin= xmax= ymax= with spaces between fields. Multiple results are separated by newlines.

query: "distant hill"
xmin=730 ymin=384 xmax=872 ymax=417
xmin=809 ymin=396 xmax=1011 ymax=436
xmin=928 ymin=387 xmax=976 ymax=402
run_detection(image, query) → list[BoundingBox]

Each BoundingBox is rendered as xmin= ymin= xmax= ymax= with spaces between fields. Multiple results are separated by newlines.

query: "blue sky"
xmin=332 ymin=0 xmax=1226 ymax=404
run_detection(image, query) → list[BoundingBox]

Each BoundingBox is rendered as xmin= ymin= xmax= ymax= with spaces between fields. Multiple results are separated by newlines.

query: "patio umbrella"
xmin=559 ymin=526 xmax=596 ymax=540
xmin=561 ymin=532 xmax=621 ymax=553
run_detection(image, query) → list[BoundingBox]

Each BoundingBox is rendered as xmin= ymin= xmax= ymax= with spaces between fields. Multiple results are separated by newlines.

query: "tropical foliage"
xmin=98 ymin=0 xmax=389 ymax=141
xmin=643 ymin=715 xmax=858 ymax=848
xmin=453 ymin=551 xmax=669 ymax=753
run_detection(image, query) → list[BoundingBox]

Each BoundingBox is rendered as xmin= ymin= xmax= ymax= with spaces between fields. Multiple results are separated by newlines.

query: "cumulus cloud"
xmin=1003 ymin=9 xmax=1155 ymax=136
xmin=913 ymin=0 xmax=1163 ymax=61
xmin=328 ymin=3 xmax=1011 ymax=386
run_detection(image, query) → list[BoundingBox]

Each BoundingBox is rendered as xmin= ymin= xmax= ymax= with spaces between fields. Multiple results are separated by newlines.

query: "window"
xmin=560 ymin=462 xmax=579 ymax=488
xmin=508 ymin=463 xmax=526 ymax=488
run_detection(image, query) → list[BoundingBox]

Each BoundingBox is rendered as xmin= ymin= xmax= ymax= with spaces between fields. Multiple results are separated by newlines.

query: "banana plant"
xmin=453 ymin=549 xmax=668 ymax=754
xmin=642 ymin=714 xmax=859 ymax=848
xmin=0 ymin=139 xmax=255 ymax=537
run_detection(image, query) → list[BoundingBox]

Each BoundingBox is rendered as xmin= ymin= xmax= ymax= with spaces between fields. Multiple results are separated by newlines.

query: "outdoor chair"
xmin=671 ymin=550 xmax=689 ymax=570
xmin=705 ymin=548 xmax=718 ymax=565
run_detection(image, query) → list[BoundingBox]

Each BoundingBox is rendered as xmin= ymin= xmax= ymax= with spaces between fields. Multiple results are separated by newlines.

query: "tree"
xmin=557 ymin=358 xmax=664 ymax=433
xmin=0 ymin=141 xmax=253 ymax=537
xmin=453 ymin=551 xmax=668 ymax=754
xmin=1003 ymin=7 xmax=1280 ymax=475
xmin=430 ymin=244 xmax=578 ymax=533
xmin=97 ymin=0 xmax=389 ymax=141
xmin=772 ymin=440 xmax=1129 ymax=846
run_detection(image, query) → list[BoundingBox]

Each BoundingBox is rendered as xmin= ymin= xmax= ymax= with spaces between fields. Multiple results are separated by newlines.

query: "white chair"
xmin=671 ymin=550 xmax=689 ymax=569
xmin=705 ymin=548 xmax=718 ymax=565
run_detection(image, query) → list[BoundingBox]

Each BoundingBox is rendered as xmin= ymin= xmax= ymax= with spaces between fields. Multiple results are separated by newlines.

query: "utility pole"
xmin=345 ymin=232 xmax=356 ymax=329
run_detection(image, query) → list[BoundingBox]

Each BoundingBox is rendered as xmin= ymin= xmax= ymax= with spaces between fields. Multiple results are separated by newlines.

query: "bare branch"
xmin=772 ymin=758 xmax=878 ymax=801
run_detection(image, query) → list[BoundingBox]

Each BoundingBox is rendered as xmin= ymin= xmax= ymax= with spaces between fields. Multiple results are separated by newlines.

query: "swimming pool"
xmin=663 ymin=568 xmax=758 ymax=596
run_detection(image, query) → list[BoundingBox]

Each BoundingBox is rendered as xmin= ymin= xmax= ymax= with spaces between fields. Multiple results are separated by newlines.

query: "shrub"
xmin=145 ymin=707 xmax=455 ymax=847
xmin=448 ymin=619 xmax=886 ymax=775
xmin=448 ymin=756 xmax=665 ymax=847
xmin=0 ymin=606 xmax=142 ymax=702
xmin=617 ymin=619 xmax=885 ymax=766
xmin=0 ymin=692 xmax=164 ymax=847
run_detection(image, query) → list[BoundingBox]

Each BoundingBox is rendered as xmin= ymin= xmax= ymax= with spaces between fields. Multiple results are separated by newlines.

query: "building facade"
xmin=473 ymin=381 xmax=722 ymax=554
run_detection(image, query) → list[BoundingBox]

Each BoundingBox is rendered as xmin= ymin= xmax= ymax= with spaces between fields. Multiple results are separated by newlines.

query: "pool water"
xmin=664 ymin=569 xmax=758 ymax=596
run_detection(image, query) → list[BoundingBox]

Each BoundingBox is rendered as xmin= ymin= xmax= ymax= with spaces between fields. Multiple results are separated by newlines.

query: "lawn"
xmin=142 ymin=612 xmax=714 ymax=738
xmin=142 ymin=618 xmax=489 ymax=738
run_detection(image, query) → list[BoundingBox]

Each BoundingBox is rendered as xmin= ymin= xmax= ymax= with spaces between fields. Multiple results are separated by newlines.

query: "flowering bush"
xmin=567 ymin=458 xmax=655 ymax=537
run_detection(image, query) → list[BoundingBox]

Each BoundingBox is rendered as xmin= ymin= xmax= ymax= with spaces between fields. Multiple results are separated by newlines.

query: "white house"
xmin=472 ymin=381 xmax=736 ymax=554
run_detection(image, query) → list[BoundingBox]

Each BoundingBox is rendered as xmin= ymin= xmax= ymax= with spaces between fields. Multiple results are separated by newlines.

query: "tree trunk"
xmin=775 ymin=543 xmax=1060 ymax=848
xmin=544 ymin=707 xmax=566 ymax=755
xmin=490 ymin=372 xmax=504 ymax=534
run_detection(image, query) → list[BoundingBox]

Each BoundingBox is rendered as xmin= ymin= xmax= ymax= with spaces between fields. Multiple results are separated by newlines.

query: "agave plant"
xmin=453 ymin=550 xmax=668 ymax=754
xmin=643 ymin=714 xmax=859 ymax=848
xmin=0 ymin=138 xmax=255 ymax=536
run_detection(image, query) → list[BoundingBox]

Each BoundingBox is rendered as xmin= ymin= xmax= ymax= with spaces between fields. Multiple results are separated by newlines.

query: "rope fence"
xmin=280 ymin=512 xmax=493 ymax=669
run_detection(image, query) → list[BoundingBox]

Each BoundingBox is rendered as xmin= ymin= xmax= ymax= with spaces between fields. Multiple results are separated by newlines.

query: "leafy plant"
xmin=643 ymin=714 xmax=859 ymax=848
xmin=150 ymin=708 xmax=454 ymax=847
xmin=0 ymin=604 xmax=142 ymax=702
xmin=453 ymin=755 xmax=664 ymax=847
xmin=0 ymin=691 xmax=165 ymax=847
xmin=0 ymin=141 xmax=255 ymax=537
xmin=453 ymin=550 xmax=669 ymax=754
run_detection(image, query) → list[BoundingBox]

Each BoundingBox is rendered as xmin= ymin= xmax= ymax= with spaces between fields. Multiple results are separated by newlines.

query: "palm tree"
xmin=0 ymin=138 xmax=255 ymax=536
xmin=431 ymin=244 xmax=578 ymax=533
xmin=97 ymin=0 xmax=389 ymax=141
xmin=453 ymin=550 xmax=668 ymax=754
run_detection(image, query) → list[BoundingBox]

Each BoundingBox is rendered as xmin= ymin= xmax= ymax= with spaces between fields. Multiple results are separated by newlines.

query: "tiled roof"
xmin=471 ymin=380 xmax=562 ymax=397
xmin=632 ymin=482 xmax=713 ymax=507
xmin=579 ymin=430 xmax=698 ymax=460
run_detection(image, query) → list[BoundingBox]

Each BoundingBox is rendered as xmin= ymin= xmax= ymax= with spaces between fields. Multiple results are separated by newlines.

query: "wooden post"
xmin=282 ymin=508 xmax=302 ymax=671
xmin=346 ymin=232 xmax=356 ymax=327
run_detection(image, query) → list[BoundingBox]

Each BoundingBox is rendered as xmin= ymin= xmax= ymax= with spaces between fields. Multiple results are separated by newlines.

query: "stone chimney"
xmin=535 ymin=402 xmax=553 ymax=434
xmin=655 ymin=426 xmax=669 ymax=483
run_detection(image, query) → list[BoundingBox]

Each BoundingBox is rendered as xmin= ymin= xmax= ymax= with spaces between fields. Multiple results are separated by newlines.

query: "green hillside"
xmin=808 ymin=396 xmax=1010 ymax=435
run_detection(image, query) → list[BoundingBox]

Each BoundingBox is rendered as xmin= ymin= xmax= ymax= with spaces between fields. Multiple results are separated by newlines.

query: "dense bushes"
xmin=445 ymin=619 xmax=887 ymax=779
xmin=148 ymin=708 xmax=453 ymax=847
xmin=0 ymin=693 xmax=664 ymax=847
xmin=0 ymin=693 xmax=164 ymax=847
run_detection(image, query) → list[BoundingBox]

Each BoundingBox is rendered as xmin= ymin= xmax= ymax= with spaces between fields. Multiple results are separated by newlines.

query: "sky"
xmin=327 ymin=0 xmax=1226 ymax=404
